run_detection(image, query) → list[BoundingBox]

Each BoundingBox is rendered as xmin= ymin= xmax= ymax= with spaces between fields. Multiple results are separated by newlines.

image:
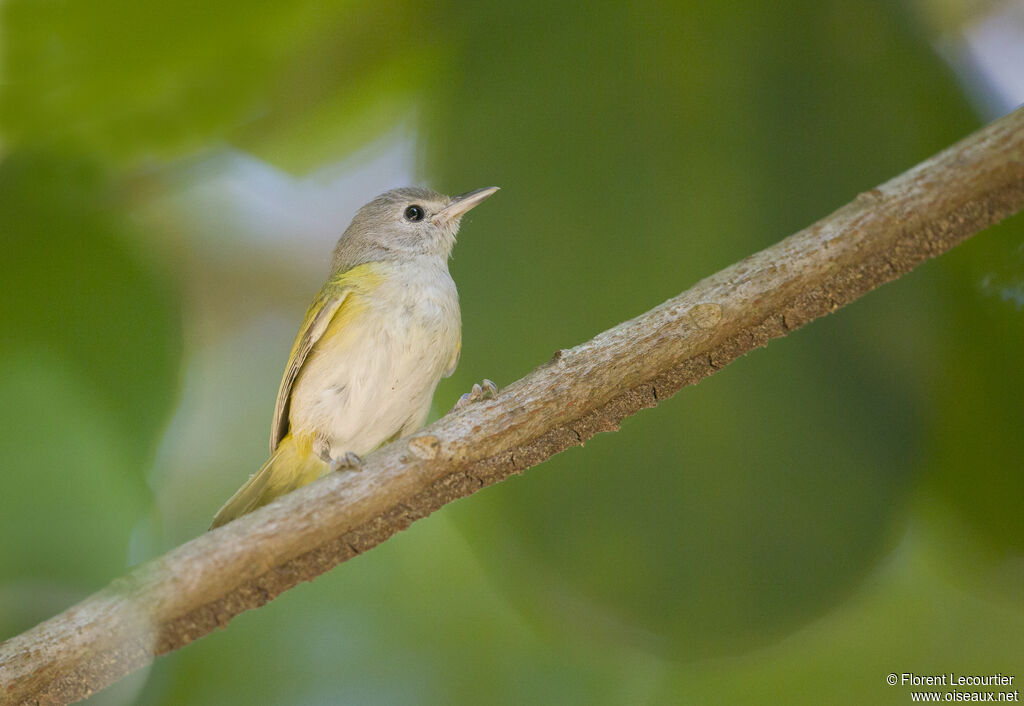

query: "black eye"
xmin=404 ymin=205 xmax=425 ymax=222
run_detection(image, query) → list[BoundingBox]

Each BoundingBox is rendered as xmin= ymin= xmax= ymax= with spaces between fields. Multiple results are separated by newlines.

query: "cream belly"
xmin=287 ymin=260 xmax=461 ymax=460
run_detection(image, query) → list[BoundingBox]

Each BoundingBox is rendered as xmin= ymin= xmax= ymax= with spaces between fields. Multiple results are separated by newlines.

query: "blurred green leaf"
xmin=0 ymin=152 xmax=182 ymax=636
xmin=0 ymin=152 xmax=182 ymax=467
xmin=0 ymin=0 xmax=444 ymax=171
xmin=0 ymin=351 xmax=142 ymax=590
xmin=925 ymin=216 xmax=1024 ymax=553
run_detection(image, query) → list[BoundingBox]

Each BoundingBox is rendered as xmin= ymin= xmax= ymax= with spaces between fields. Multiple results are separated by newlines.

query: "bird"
xmin=210 ymin=185 xmax=499 ymax=529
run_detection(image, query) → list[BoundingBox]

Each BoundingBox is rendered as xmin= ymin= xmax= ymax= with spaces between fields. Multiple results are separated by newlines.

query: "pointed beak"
xmin=435 ymin=186 xmax=500 ymax=224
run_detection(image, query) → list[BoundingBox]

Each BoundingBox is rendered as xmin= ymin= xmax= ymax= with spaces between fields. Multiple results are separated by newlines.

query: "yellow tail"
xmin=210 ymin=434 xmax=326 ymax=529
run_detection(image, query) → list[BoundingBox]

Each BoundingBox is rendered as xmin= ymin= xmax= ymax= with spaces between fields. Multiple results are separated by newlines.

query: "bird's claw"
xmin=329 ymin=451 xmax=364 ymax=472
xmin=454 ymin=379 xmax=498 ymax=410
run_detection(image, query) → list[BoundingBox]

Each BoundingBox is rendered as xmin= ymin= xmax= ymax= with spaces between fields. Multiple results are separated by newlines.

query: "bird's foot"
xmin=329 ymin=451 xmax=364 ymax=472
xmin=454 ymin=379 xmax=498 ymax=411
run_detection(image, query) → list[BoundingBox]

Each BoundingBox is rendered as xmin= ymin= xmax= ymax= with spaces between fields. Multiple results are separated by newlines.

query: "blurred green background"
xmin=1 ymin=0 xmax=1022 ymax=703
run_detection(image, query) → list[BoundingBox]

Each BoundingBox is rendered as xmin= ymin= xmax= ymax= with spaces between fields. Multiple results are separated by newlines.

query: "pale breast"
xmin=288 ymin=260 xmax=461 ymax=457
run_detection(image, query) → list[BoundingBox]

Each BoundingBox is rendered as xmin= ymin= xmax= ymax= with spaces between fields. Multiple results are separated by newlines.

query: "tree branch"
xmin=4 ymin=107 xmax=1024 ymax=705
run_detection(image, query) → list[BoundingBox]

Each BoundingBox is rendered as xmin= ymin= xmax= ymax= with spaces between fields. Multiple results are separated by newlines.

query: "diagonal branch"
xmin=3 ymin=106 xmax=1024 ymax=706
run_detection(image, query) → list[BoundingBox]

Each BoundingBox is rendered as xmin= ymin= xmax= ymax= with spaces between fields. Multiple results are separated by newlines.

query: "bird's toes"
xmin=481 ymin=379 xmax=498 ymax=398
xmin=453 ymin=379 xmax=499 ymax=411
xmin=330 ymin=451 xmax=364 ymax=472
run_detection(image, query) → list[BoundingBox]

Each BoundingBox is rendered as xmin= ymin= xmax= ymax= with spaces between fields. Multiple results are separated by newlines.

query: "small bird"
xmin=210 ymin=186 xmax=499 ymax=529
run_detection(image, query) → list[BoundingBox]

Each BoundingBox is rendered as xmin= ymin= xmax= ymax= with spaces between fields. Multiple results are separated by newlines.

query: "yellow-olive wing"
xmin=269 ymin=286 xmax=350 ymax=453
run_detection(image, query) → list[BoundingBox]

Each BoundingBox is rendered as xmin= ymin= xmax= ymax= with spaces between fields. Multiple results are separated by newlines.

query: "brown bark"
xmin=2 ymin=106 xmax=1023 ymax=705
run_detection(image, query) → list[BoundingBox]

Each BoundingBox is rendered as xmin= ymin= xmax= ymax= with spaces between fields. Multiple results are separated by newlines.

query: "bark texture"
xmin=2 ymin=106 xmax=1023 ymax=705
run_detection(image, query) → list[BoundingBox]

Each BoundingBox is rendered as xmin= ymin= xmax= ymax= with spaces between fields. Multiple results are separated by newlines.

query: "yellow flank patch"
xmin=317 ymin=262 xmax=387 ymax=347
xmin=320 ymin=293 xmax=366 ymax=345
xmin=331 ymin=261 xmax=386 ymax=292
xmin=291 ymin=430 xmax=315 ymax=458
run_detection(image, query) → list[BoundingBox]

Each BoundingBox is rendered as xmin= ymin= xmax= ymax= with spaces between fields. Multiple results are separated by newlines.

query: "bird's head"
xmin=331 ymin=186 xmax=499 ymax=272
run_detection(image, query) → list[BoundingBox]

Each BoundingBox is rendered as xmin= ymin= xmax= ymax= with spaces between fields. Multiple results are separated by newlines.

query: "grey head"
xmin=330 ymin=186 xmax=499 ymax=274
